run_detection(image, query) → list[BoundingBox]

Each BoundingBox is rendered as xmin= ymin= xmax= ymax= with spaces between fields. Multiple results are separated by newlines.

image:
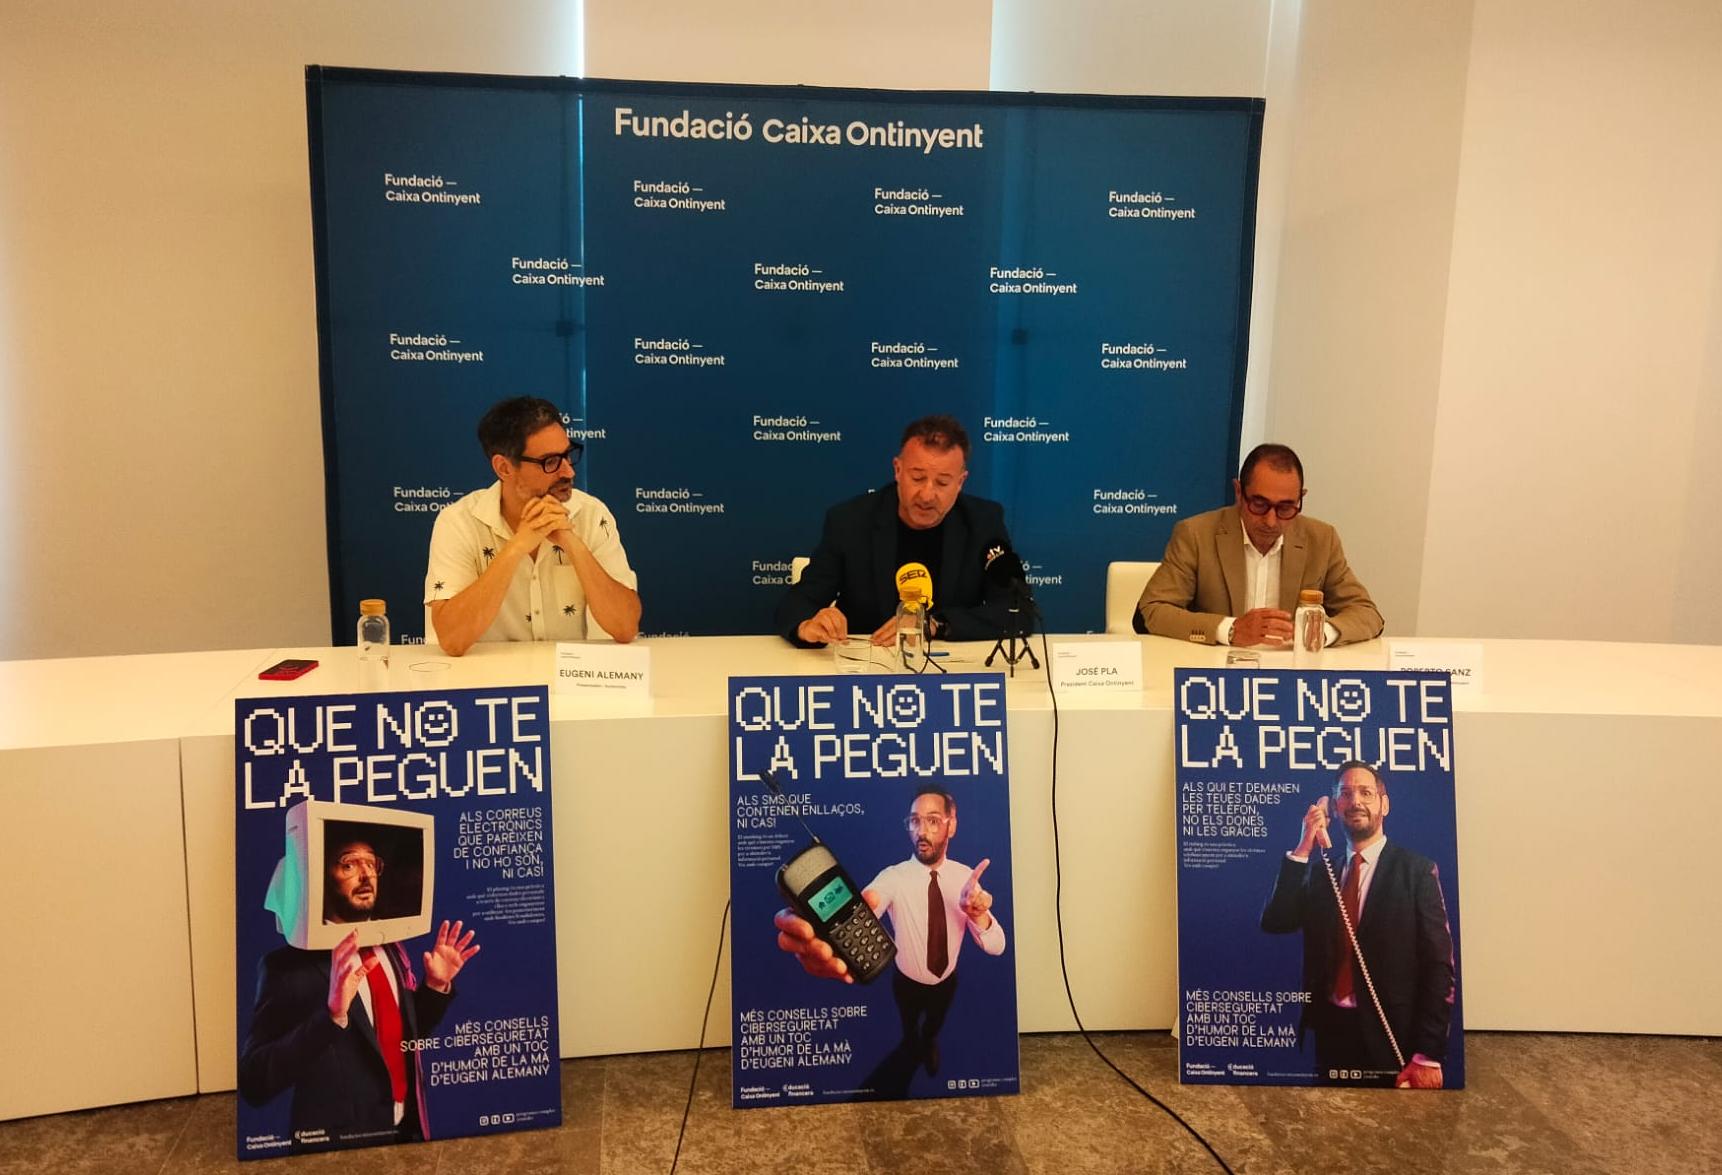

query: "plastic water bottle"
xmin=1293 ymin=589 xmax=1326 ymax=667
xmin=357 ymin=598 xmax=390 ymax=690
xmin=896 ymin=601 xmax=926 ymax=672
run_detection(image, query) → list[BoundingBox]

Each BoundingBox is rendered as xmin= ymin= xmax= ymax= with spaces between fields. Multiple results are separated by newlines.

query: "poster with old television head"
xmin=1174 ymin=668 xmax=1465 ymax=1089
xmin=234 ymin=687 xmax=561 ymax=1158
xmin=728 ymin=673 xmax=1019 ymax=1108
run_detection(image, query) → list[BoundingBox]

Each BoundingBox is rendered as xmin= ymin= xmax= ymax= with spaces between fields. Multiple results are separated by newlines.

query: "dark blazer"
xmin=1136 ymin=505 xmax=1383 ymax=645
xmin=1260 ymin=840 xmax=1456 ymax=1071
xmin=776 ymin=485 xmax=1017 ymax=646
xmin=238 ymin=943 xmax=453 ymax=1147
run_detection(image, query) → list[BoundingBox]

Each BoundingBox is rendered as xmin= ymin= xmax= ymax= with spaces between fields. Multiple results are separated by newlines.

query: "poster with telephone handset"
xmin=727 ymin=672 xmax=1019 ymax=1108
xmin=1173 ymin=668 xmax=1465 ymax=1089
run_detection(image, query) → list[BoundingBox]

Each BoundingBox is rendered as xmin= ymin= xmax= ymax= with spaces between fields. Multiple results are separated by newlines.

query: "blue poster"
xmin=233 ymin=687 xmax=560 ymax=1158
xmin=728 ymin=673 xmax=1018 ymax=1106
xmin=1174 ymin=669 xmax=1465 ymax=1089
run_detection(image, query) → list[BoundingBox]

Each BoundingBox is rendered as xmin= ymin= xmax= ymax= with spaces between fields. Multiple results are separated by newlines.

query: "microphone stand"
xmin=985 ymin=583 xmax=1039 ymax=676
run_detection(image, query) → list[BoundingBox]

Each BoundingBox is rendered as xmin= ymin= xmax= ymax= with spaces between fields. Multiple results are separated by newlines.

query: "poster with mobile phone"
xmin=728 ymin=673 xmax=1019 ymax=1107
xmin=233 ymin=687 xmax=561 ymax=1158
xmin=1173 ymin=669 xmax=1465 ymax=1089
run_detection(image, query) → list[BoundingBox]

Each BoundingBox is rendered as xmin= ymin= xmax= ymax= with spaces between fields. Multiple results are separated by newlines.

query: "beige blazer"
xmin=1135 ymin=506 xmax=1383 ymax=645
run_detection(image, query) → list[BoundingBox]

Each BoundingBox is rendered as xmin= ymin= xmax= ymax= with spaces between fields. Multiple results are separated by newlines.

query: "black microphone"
xmin=981 ymin=543 xmax=1039 ymax=671
xmin=983 ymin=543 xmax=1031 ymax=599
xmin=983 ymin=543 xmax=1038 ymax=626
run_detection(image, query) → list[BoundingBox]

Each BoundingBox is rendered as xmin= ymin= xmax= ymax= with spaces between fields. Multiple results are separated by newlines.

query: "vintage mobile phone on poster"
xmin=258 ymin=658 xmax=319 ymax=681
xmin=762 ymin=770 xmax=897 ymax=984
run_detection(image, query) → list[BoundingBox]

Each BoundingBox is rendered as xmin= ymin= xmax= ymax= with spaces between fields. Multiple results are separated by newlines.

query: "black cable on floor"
xmin=669 ymin=898 xmax=731 ymax=1175
xmin=1041 ymin=628 xmax=1235 ymax=1175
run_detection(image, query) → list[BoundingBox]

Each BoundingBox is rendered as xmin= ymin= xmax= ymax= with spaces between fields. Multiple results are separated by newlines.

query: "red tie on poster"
xmin=926 ymin=870 xmax=949 ymax=977
xmin=365 ymin=947 xmax=408 ymax=1103
xmin=1332 ymin=853 xmax=1363 ymax=1004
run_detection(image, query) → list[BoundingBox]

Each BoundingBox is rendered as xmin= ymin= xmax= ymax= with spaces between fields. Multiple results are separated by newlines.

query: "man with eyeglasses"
xmin=240 ymin=835 xmax=480 ymax=1145
xmin=773 ymin=787 xmax=1006 ymax=1094
xmin=1135 ymin=443 xmax=1382 ymax=647
xmin=1260 ymin=763 xmax=1455 ymax=1088
xmin=425 ymin=396 xmax=640 ymax=655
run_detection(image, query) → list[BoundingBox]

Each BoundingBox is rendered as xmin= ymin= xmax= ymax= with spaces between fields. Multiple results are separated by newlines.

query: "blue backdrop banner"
xmin=728 ymin=673 xmax=1018 ymax=1106
xmin=234 ymin=687 xmax=560 ymax=1157
xmin=1173 ymin=669 xmax=1466 ymax=1089
xmin=308 ymin=68 xmax=1262 ymax=643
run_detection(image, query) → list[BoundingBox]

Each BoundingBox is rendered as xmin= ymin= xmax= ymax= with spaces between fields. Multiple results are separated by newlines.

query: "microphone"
xmin=893 ymin=563 xmax=934 ymax=671
xmin=895 ymin=562 xmax=933 ymax=612
xmin=981 ymin=543 xmax=1039 ymax=673
xmin=982 ymin=544 xmax=1028 ymax=593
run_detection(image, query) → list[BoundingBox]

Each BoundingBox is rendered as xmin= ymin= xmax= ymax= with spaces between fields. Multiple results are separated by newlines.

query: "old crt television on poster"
xmin=264 ymin=799 xmax=436 ymax=950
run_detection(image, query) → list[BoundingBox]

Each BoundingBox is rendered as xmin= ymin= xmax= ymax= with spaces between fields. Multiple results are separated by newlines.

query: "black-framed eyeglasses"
xmin=517 ymin=441 xmax=583 ymax=474
xmin=332 ymin=853 xmax=384 ymax=879
xmin=1242 ymin=492 xmax=1304 ymax=520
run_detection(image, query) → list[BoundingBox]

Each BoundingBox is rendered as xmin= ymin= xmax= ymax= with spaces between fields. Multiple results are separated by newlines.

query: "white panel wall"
xmin=586 ymin=0 xmax=992 ymax=88
xmin=0 ymin=3 xmax=581 ymax=661
xmin=990 ymin=0 xmax=1274 ymax=97
xmin=1262 ymin=0 xmax=1475 ymax=638
xmin=1419 ymin=0 xmax=1722 ymax=641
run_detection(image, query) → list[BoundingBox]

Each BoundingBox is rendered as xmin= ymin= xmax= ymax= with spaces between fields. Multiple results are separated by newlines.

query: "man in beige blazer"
xmin=1136 ymin=444 xmax=1383 ymax=647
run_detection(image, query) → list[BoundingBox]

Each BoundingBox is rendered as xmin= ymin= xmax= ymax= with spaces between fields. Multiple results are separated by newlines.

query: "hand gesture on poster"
xmin=423 ymin=919 xmax=481 ymax=994
xmin=959 ymin=858 xmax=994 ymax=929
xmin=1296 ymin=795 xmax=1333 ymax=856
xmin=326 ymin=930 xmax=380 ymax=1026
xmin=774 ymin=890 xmax=883 ymax=982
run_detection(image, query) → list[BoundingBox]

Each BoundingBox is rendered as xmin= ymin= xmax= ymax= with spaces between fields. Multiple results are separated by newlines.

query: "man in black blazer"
xmin=1260 ymin=762 xmax=1455 ymax=1088
xmin=239 ymin=838 xmax=479 ymax=1149
xmin=776 ymin=415 xmax=1018 ymax=647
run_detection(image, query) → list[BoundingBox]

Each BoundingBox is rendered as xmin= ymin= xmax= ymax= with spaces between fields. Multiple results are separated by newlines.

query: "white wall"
xmin=586 ymin=0 xmax=991 ymax=88
xmin=0 ymin=3 xmax=582 ymax=660
xmin=991 ymin=0 xmax=1274 ymax=96
xmin=1419 ymin=0 xmax=1722 ymax=641
xmin=1262 ymin=0 xmax=1475 ymax=639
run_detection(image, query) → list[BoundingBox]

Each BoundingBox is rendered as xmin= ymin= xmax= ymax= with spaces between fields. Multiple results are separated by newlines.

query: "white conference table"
xmin=2 ymin=634 xmax=1718 ymax=1120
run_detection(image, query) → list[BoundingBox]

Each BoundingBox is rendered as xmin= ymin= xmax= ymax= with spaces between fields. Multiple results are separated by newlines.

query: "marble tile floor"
xmin=1 ymin=1032 xmax=1716 ymax=1175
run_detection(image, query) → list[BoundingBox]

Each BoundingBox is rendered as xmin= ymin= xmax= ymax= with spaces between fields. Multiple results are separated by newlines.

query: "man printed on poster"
xmin=1260 ymin=761 xmax=1455 ymax=1088
xmin=774 ymin=784 xmax=1006 ymax=1096
xmin=238 ymin=823 xmax=479 ymax=1146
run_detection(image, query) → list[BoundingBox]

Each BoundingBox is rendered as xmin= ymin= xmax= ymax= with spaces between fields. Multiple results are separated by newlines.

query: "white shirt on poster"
xmin=867 ymin=856 xmax=1006 ymax=986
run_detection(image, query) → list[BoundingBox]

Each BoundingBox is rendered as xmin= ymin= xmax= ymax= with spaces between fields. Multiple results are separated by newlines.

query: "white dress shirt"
xmin=1217 ymin=524 xmax=1340 ymax=647
xmin=867 ymin=856 xmax=1006 ymax=985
